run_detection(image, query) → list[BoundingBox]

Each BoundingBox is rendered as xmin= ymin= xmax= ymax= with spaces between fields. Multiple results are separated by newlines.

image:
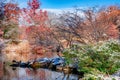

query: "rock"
xmin=48 ymin=57 xmax=65 ymax=70
xmin=9 ymin=57 xmax=80 ymax=75
xmin=10 ymin=60 xmax=30 ymax=68
xmin=30 ymin=61 xmax=48 ymax=68
xmin=19 ymin=62 xmax=30 ymax=68
xmin=51 ymin=57 xmax=65 ymax=66
xmin=36 ymin=57 xmax=50 ymax=63
xmin=30 ymin=58 xmax=51 ymax=68
xmin=10 ymin=62 xmax=19 ymax=67
xmin=112 ymin=70 xmax=120 ymax=77
xmin=56 ymin=65 xmax=63 ymax=71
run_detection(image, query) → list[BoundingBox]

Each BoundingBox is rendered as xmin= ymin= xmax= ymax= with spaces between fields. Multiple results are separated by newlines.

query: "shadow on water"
xmin=0 ymin=64 xmax=81 ymax=80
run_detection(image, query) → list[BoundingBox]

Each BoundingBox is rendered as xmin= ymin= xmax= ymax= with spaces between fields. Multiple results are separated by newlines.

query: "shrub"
xmin=63 ymin=40 xmax=120 ymax=76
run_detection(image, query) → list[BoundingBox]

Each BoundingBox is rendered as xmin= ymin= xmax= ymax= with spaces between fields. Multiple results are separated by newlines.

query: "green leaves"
xmin=63 ymin=40 xmax=120 ymax=76
xmin=63 ymin=48 xmax=78 ymax=65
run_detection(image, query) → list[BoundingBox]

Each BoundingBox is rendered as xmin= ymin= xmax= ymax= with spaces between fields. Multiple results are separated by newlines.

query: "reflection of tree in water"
xmin=32 ymin=69 xmax=45 ymax=80
xmin=0 ymin=62 xmax=3 ymax=79
xmin=56 ymin=73 xmax=70 ymax=80
xmin=2 ymin=62 xmax=18 ymax=80
xmin=26 ymin=68 xmax=75 ymax=80
xmin=1 ymin=66 xmax=80 ymax=80
xmin=0 ymin=40 xmax=4 ymax=79
xmin=56 ymin=72 xmax=80 ymax=80
xmin=26 ymin=68 xmax=46 ymax=80
xmin=38 ymin=69 xmax=46 ymax=80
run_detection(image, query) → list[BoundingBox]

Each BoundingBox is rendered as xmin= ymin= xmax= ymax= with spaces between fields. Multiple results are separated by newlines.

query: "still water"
xmin=0 ymin=64 xmax=80 ymax=80
xmin=0 ymin=47 xmax=80 ymax=80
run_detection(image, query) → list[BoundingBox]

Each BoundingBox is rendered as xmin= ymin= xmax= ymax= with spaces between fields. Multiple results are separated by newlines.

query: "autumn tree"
xmin=96 ymin=6 xmax=120 ymax=40
xmin=50 ymin=11 xmax=84 ymax=48
xmin=106 ymin=6 xmax=120 ymax=41
xmin=20 ymin=0 xmax=55 ymax=47
xmin=1 ymin=1 xmax=20 ymax=40
xmin=0 ymin=1 xmax=20 ymax=40
xmin=53 ymin=8 xmax=91 ymax=47
xmin=54 ymin=6 xmax=120 ymax=46
xmin=82 ymin=7 xmax=110 ymax=42
xmin=85 ymin=6 xmax=120 ymax=42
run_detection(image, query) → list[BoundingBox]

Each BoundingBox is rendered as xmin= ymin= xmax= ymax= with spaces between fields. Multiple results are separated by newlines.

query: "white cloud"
xmin=43 ymin=8 xmax=63 ymax=14
xmin=43 ymin=8 xmax=85 ymax=16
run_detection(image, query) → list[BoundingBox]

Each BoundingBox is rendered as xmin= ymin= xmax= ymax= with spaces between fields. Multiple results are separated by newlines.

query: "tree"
xmin=2 ymin=1 xmax=20 ymax=40
xmin=98 ymin=6 xmax=120 ymax=40
xmin=4 ymin=2 xmax=20 ymax=22
xmin=54 ymin=6 xmax=120 ymax=46
xmin=20 ymin=0 xmax=54 ymax=46
xmin=21 ymin=0 xmax=47 ymax=26
xmin=50 ymin=9 xmax=86 ymax=48
xmin=107 ymin=6 xmax=120 ymax=41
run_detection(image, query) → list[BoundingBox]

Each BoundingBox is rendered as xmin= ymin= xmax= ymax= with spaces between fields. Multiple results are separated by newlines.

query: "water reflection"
xmin=1 ymin=65 xmax=80 ymax=80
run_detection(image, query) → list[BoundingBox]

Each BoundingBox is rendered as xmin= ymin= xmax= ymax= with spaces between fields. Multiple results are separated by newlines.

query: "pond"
xmin=0 ymin=44 xmax=81 ymax=80
xmin=0 ymin=64 xmax=81 ymax=80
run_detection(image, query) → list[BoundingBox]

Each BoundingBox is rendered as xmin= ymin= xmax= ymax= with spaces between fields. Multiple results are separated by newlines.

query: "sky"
xmin=16 ymin=0 xmax=120 ymax=9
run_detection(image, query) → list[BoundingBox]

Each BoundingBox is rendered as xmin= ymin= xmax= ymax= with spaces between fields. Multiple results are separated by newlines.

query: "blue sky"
xmin=16 ymin=0 xmax=120 ymax=9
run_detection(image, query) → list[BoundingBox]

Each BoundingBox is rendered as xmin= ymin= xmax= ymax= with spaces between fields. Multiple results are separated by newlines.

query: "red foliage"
xmin=26 ymin=68 xmax=45 ymax=80
xmin=19 ymin=0 xmax=49 ymax=40
xmin=26 ymin=27 xmax=32 ymax=33
xmin=4 ymin=3 xmax=20 ymax=21
xmin=21 ymin=9 xmax=48 ymax=25
xmin=28 ymin=0 xmax=40 ymax=10
xmin=21 ymin=0 xmax=48 ymax=25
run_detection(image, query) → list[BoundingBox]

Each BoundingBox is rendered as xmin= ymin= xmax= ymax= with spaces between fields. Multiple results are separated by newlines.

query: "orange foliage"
xmin=33 ymin=46 xmax=44 ymax=55
xmin=107 ymin=25 xmax=119 ymax=39
xmin=93 ymin=6 xmax=120 ymax=40
xmin=31 ymin=45 xmax=55 ymax=59
xmin=107 ymin=6 xmax=120 ymax=17
xmin=3 ymin=40 xmax=30 ymax=61
xmin=98 ymin=6 xmax=120 ymax=24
